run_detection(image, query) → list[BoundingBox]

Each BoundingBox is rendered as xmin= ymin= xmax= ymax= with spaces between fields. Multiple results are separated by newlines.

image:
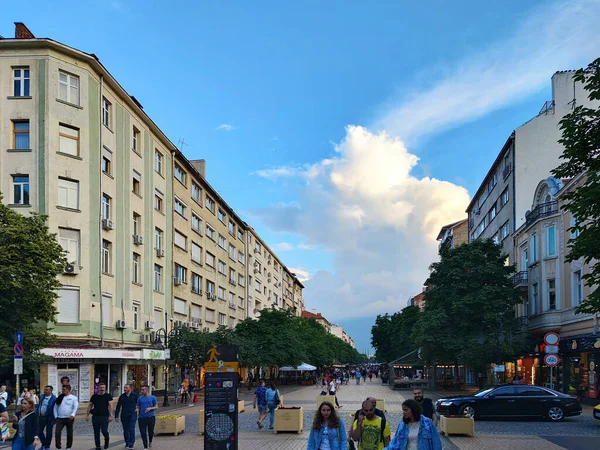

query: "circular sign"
xmin=544 ymin=354 xmax=560 ymax=367
xmin=14 ymin=344 xmax=24 ymax=356
xmin=544 ymin=332 xmax=560 ymax=346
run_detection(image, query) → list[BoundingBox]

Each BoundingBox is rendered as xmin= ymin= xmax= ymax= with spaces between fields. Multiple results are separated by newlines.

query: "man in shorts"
xmin=252 ymin=380 xmax=268 ymax=429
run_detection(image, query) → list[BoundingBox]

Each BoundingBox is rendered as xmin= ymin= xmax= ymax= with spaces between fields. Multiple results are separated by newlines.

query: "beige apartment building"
xmin=283 ymin=266 xmax=305 ymax=315
xmin=436 ymin=218 xmax=468 ymax=249
xmin=247 ymin=229 xmax=285 ymax=316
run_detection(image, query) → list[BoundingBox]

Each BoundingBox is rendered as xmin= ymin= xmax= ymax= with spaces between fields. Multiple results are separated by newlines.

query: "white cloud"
xmin=272 ymin=242 xmax=294 ymax=251
xmin=288 ymin=268 xmax=310 ymax=283
xmin=250 ymin=0 xmax=600 ymax=322
xmin=216 ymin=124 xmax=236 ymax=131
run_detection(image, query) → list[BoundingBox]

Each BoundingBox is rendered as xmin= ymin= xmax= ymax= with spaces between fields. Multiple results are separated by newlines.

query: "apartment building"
xmin=512 ymin=175 xmax=598 ymax=396
xmin=466 ymin=71 xmax=599 ymax=262
xmin=436 ymin=218 xmax=468 ymax=249
xmin=171 ymin=155 xmax=248 ymax=332
xmin=302 ymin=309 xmax=332 ymax=332
xmin=0 ymin=23 xmax=175 ymax=399
xmin=330 ymin=325 xmax=355 ymax=348
xmin=293 ymin=273 xmax=305 ymax=313
xmin=282 ymin=267 xmax=304 ymax=315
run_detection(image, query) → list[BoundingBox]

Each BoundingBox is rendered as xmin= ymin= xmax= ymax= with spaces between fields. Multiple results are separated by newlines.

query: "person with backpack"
xmin=307 ymin=400 xmax=346 ymax=450
xmin=264 ymin=382 xmax=280 ymax=430
xmin=350 ymin=400 xmax=390 ymax=450
xmin=348 ymin=397 xmax=386 ymax=449
xmin=384 ymin=399 xmax=442 ymax=450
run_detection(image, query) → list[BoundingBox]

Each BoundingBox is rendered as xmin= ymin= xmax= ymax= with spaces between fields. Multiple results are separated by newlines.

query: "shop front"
xmin=560 ymin=335 xmax=599 ymax=401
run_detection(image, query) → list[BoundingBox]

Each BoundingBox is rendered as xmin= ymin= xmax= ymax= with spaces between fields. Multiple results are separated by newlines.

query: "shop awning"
xmin=279 ymin=363 xmax=317 ymax=371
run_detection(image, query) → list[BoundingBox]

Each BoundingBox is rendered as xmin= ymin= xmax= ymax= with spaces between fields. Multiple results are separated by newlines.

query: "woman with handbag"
xmin=264 ymin=383 xmax=280 ymax=430
xmin=11 ymin=397 xmax=39 ymax=450
xmin=307 ymin=401 xmax=346 ymax=450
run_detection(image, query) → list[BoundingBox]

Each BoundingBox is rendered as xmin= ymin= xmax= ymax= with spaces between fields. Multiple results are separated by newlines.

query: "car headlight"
xmin=440 ymin=401 xmax=453 ymax=406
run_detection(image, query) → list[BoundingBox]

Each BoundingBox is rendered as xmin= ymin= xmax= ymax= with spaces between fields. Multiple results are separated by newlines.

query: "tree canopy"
xmin=552 ymin=57 xmax=600 ymax=315
xmin=371 ymin=306 xmax=420 ymax=363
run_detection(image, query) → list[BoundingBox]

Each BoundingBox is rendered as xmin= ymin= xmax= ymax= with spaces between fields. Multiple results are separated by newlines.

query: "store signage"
xmin=141 ymin=349 xmax=169 ymax=360
xmin=494 ymin=365 xmax=505 ymax=373
xmin=544 ymin=354 xmax=560 ymax=366
xmin=204 ymin=344 xmax=239 ymax=373
xmin=41 ymin=348 xmax=141 ymax=360
xmin=560 ymin=335 xmax=600 ymax=352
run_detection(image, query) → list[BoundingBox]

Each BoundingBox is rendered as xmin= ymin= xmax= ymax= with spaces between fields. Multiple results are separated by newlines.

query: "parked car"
xmin=594 ymin=404 xmax=600 ymax=422
xmin=435 ymin=384 xmax=582 ymax=422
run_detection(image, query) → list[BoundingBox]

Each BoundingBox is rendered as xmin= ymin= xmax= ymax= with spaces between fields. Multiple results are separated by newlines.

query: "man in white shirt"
xmin=53 ymin=385 xmax=79 ymax=450
xmin=0 ymin=385 xmax=8 ymax=408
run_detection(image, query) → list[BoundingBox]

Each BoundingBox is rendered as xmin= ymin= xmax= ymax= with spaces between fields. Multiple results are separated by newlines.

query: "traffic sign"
xmin=545 ymin=345 xmax=559 ymax=354
xmin=544 ymin=332 xmax=560 ymax=346
xmin=14 ymin=344 xmax=24 ymax=356
xmin=14 ymin=357 xmax=23 ymax=375
xmin=544 ymin=354 xmax=560 ymax=366
xmin=15 ymin=332 xmax=23 ymax=344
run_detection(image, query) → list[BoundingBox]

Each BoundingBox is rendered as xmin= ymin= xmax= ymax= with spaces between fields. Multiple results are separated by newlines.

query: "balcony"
xmin=512 ymin=271 xmax=528 ymax=287
xmin=525 ymin=201 xmax=558 ymax=227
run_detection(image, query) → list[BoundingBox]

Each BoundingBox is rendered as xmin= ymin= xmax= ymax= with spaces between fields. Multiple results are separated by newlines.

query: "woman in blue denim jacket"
xmin=385 ymin=399 xmax=442 ymax=450
xmin=307 ymin=401 xmax=346 ymax=450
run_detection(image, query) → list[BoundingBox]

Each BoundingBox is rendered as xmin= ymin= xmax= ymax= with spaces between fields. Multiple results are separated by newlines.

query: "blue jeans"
xmin=356 ymin=377 xmax=360 ymax=384
xmin=267 ymin=402 xmax=276 ymax=427
xmin=92 ymin=415 xmax=110 ymax=449
xmin=11 ymin=436 xmax=35 ymax=450
xmin=121 ymin=415 xmax=137 ymax=448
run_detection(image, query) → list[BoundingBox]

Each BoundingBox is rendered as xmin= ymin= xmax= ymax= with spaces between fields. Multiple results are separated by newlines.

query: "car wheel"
xmin=458 ymin=404 xmax=476 ymax=418
xmin=547 ymin=406 xmax=564 ymax=422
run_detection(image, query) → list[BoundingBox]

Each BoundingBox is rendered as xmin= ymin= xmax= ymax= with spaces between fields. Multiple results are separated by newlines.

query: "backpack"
xmin=274 ymin=390 xmax=280 ymax=406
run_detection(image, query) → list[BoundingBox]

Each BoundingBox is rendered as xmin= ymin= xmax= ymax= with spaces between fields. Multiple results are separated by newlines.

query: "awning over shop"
xmin=279 ymin=363 xmax=317 ymax=371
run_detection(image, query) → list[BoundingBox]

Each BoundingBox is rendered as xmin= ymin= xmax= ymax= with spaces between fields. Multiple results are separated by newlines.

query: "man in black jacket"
xmin=413 ymin=387 xmax=437 ymax=426
xmin=115 ymin=384 xmax=139 ymax=450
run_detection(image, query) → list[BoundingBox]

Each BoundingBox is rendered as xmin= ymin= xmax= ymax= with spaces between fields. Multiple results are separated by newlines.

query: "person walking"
xmin=37 ymin=385 xmax=56 ymax=450
xmin=328 ymin=377 xmax=341 ymax=408
xmin=350 ymin=400 xmax=390 ymax=450
xmin=349 ymin=397 xmax=386 ymax=447
xmin=53 ymin=384 xmax=78 ymax=450
xmin=136 ymin=386 xmax=158 ymax=450
xmin=0 ymin=385 xmax=8 ymax=409
xmin=86 ymin=382 xmax=113 ymax=450
xmin=361 ymin=368 xmax=367 ymax=383
xmin=10 ymin=397 xmax=38 ymax=450
xmin=115 ymin=384 xmax=139 ymax=450
xmin=307 ymin=401 xmax=346 ymax=450
xmin=355 ymin=370 xmax=361 ymax=385
xmin=252 ymin=380 xmax=268 ymax=429
xmin=264 ymin=383 xmax=280 ymax=430
xmin=384 ymin=399 xmax=442 ymax=450
xmin=412 ymin=387 xmax=437 ymax=426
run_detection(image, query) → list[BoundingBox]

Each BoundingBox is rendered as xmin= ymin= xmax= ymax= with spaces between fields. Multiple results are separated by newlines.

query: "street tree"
xmin=0 ymin=199 xmax=66 ymax=367
xmin=371 ymin=306 xmax=420 ymax=363
xmin=552 ymin=57 xmax=600 ymax=315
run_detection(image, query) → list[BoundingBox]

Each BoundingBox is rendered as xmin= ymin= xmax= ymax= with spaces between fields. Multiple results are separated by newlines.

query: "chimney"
xmin=190 ymin=159 xmax=206 ymax=178
xmin=14 ymin=22 xmax=35 ymax=39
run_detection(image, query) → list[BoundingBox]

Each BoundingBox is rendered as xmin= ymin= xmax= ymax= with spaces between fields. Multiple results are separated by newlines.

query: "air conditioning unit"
xmin=182 ymin=322 xmax=191 ymax=328
xmin=133 ymin=235 xmax=144 ymax=245
xmin=190 ymin=321 xmax=201 ymax=329
xmin=202 ymin=327 xmax=210 ymax=333
xmin=145 ymin=320 xmax=155 ymax=330
xmin=174 ymin=319 xmax=184 ymax=328
xmin=211 ymin=293 xmax=217 ymax=300
xmin=140 ymin=334 xmax=150 ymax=343
xmin=63 ymin=263 xmax=80 ymax=275
xmin=102 ymin=218 xmax=114 ymax=230
xmin=156 ymin=248 xmax=165 ymax=258
xmin=173 ymin=277 xmax=182 ymax=286
xmin=116 ymin=320 xmax=127 ymax=329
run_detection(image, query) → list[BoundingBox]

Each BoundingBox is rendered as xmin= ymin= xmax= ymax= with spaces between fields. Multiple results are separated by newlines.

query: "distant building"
xmin=302 ymin=309 xmax=332 ymax=333
xmin=437 ymin=218 xmax=468 ymax=249
xmin=330 ymin=324 xmax=355 ymax=348
xmin=408 ymin=292 xmax=426 ymax=310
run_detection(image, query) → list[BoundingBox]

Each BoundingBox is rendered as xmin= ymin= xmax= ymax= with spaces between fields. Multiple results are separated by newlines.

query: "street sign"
xmin=204 ymin=371 xmax=238 ymax=450
xmin=544 ymin=354 xmax=560 ymax=366
xmin=545 ymin=345 xmax=559 ymax=354
xmin=14 ymin=344 xmax=24 ymax=356
xmin=544 ymin=332 xmax=560 ymax=346
xmin=15 ymin=332 xmax=23 ymax=344
xmin=14 ymin=357 xmax=23 ymax=375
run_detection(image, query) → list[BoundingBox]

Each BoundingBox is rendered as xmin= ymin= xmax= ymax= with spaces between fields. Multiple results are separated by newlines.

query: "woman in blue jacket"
xmin=11 ymin=398 xmax=39 ymax=450
xmin=307 ymin=401 xmax=346 ymax=450
xmin=385 ymin=399 xmax=442 ymax=450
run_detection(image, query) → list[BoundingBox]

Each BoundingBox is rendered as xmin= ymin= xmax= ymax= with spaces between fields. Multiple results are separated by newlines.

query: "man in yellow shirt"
xmin=350 ymin=400 xmax=391 ymax=450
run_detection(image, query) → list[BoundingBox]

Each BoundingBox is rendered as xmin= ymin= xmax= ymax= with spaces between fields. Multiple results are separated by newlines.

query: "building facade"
xmin=437 ymin=218 xmax=468 ymax=249
xmin=330 ymin=325 xmax=355 ymax=348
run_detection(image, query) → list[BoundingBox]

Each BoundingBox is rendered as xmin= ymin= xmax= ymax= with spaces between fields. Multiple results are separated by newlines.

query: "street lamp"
xmin=153 ymin=325 xmax=179 ymax=407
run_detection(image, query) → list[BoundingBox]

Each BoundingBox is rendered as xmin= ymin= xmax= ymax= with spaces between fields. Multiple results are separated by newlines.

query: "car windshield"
xmin=473 ymin=387 xmax=496 ymax=397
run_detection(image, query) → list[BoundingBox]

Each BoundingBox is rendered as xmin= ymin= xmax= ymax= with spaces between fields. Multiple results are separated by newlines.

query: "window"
xmin=218 ymin=209 xmax=226 ymax=223
xmin=155 ymin=227 xmax=163 ymax=250
xmin=174 ymin=264 xmax=187 ymax=283
xmin=531 ymin=233 xmax=538 ymax=262
xmin=192 ymin=212 xmax=202 ymax=233
xmin=12 ymin=121 xmax=30 ymax=150
xmin=229 ymin=268 xmax=236 ymax=284
xmin=229 ymin=292 xmax=235 ymax=305
xmin=132 ymin=127 xmax=140 ymax=153
xmin=174 ymin=230 xmax=187 ymax=250
xmin=273 ymin=293 xmax=279 ymax=305
xmin=206 ymin=252 xmax=215 ymax=268
xmin=191 ymin=305 xmax=201 ymax=322
xmin=548 ymin=279 xmax=556 ymax=310
xmin=218 ymin=260 xmax=227 ymax=275
xmin=154 ymin=309 xmax=163 ymax=328
xmin=238 ymin=296 xmax=244 ymax=308
xmin=238 ymin=229 xmax=244 ymax=241
xmin=154 ymin=150 xmax=163 ymax=174
xmin=479 ymin=217 xmax=487 ymax=234
xmin=228 ymin=220 xmax=235 ymax=236
xmin=521 ymin=247 xmax=528 ymax=271
xmin=174 ymin=164 xmax=186 ymax=185
xmin=489 ymin=204 xmax=497 ymax=221
xmin=174 ymin=197 xmax=187 ymax=217
xmin=570 ymin=215 xmax=580 ymax=239
xmin=206 ymin=196 xmax=215 ymax=213
xmin=59 ymin=228 xmax=80 ymax=265
xmin=132 ymin=253 xmax=141 ymax=284
xmin=531 ymin=283 xmax=539 ymax=315
xmin=206 ymin=280 xmax=215 ymax=294
xmin=133 ymin=171 xmax=141 ymax=195
xmin=500 ymin=221 xmax=510 ymax=240
xmin=487 ymin=174 xmax=497 ymax=193
xmin=206 ymin=224 xmax=216 ymax=240
xmin=218 ymin=234 xmax=227 ymax=249
xmin=58 ymin=178 xmax=79 ymax=209
xmin=191 ymin=242 xmax=202 ymax=264
xmin=573 ymin=270 xmax=583 ymax=305
xmin=238 ymin=252 xmax=245 ymax=265
xmin=206 ymin=309 xmax=215 ymax=323
xmin=255 ymin=242 xmax=261 ymax=253
xmin=133 ymin=213 xmax=141 ymax=236
xmin=546 ymin=225 xmax=556 ymax=257
xmin=256 ymin=261 xmax=262 ymax=272
xmin=218 ymin=313 xmax=226 ymax=326
xmin=192 ymin=182 xmax=202 ymax=204
xmin=101 ymin=295 xmax=112 ymax=327
xmin=492 ymin=233 xmax=500 ymax=245
xmin=238 ymin=274 xmax=245 ymax=287
xmin=192 ymin=273 xmax=202 ymax=294
xmin=229 ymin=244 xmax=236 ymax=260
xmin=58 ymin=71 xmax=79 ymax=105
xmin=100 ymin=149 xmax=112 ymax=177
xmin=133 ymin=302 xmax=140 ymax=331
xmin=174 ymin=297 xmax=186 ymax=315
xmin=59 ymin=124 xmax=79 ymax=156
xmin=13 ymin=67 xmax=30 ymax=97
xmin=154 ymin=189 xmax=164 ymax=213
xmin=102 ymin=240 xmax=111 ymax=273
xmin=102 ymin=194 xmax=111 ymax=220
xmin=58 ymin=288 xmax=80 ymax=323
xmin=102 ymin=97 xmax=111 ymax=128
xmin=516 ymin=386 xmax=547 ymax=397
xmin=154 ymin=264 xmax=162 ymax=291
xmin=228 ymin=316 xmax=235 ymax=328
xmin=500 ymin=188 xmax=509 ymax=207
xmin=491 ymin=386 xmax=515 ymax=397
xmin=218 ymin=286 xmax=226 ymax=300
xmin=255 ymin=279 xmax=262 ymax=292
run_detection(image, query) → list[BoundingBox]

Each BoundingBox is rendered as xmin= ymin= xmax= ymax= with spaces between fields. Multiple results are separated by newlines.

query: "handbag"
xmin=274 ymin=390 xmax=281 ymax=406
xmin=1 ymin=421 xmax=10 ymax=442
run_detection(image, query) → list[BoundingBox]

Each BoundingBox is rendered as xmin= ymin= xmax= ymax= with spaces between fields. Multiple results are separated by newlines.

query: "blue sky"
xmin=5 ymin=0 xmax=600 ymax=356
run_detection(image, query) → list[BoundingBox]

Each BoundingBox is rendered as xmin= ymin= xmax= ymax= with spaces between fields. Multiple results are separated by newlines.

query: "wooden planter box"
xmin=198 ymin=410 xmax=204 ymax=435
xmin=317 ymin=395 xmax=336 ymax=409
xmin=376 ymin=399 xmax=386 ymax=412
xmin=238 ymin=400 xmax=245 ymax=413
xmin=439 ymin=416 xmax=474 ymax=436
xmin=155 ymin=415 xmax=185 ymax=435
xmin=274 ymin=407 xmax=303 ymax=433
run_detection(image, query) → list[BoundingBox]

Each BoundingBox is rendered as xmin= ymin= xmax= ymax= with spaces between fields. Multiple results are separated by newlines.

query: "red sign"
xmin=544 ymin=332 xmax=560 ymax=346
xmin=14 ymin=344 xmax=24 ymax=356
xmin=544 ymin=354 xmax=560 ymax=366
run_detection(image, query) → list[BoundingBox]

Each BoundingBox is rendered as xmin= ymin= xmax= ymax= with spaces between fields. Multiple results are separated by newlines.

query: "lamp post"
xmin=153 ymin=325 xmax=179 ymax=407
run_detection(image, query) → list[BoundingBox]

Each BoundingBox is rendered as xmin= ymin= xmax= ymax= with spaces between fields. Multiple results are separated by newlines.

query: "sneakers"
xmin=257 ymin=420 xmax=263 ymax=429
xmin=104 ymin=439 xmax=110 ymax=449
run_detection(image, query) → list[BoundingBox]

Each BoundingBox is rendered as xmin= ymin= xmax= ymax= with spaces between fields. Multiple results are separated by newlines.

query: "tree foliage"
xmin=371 ymin=306 xmax=420 ymax=363
xmin=551 ymin=57 xmax=600 ymax=315
xmin=0 ymin=199 xmax=67 ymax=367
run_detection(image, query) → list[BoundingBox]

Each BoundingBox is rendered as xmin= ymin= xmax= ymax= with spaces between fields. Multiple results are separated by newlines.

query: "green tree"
xmin=371 ymin=306 xmax=420 ymax=363
xmin=552 ymin=57 xmax=600 ymax=315
xmin=167 ymin=327 xmax=211 ymax=369
xmin=415 ymin=240 xmax=525 ymax=369
xmin=0 ymin=199 xmax=66 ymax=367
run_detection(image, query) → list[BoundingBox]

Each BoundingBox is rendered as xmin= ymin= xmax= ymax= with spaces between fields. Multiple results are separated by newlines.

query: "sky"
xmin=4 ymin=0 xmax=600 ymax=356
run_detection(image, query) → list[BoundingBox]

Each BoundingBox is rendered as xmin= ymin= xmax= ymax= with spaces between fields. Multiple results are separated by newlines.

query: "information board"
xmin=204 ymin=371 xmax=238 ymax=450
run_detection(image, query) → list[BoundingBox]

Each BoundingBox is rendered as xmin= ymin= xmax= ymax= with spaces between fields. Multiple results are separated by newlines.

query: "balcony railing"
xmin=525 ymin=201 xmax=558 ymax=227
xmin=539 ymin=100 xmax=555 ymax=116
xmin=513 ymin=271 xmax=528 ymax=286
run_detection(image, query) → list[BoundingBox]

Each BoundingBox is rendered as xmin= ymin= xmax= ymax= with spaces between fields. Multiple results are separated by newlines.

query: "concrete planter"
xmin=155 ymin=415 xmax=185 ymax=435
xmin=439 ymin=416 xmax=474 ymax=436
xmin=238 ymin=400 xmax=245 ymax=412
xmin=198 ymin=410 xmax=204 ymax=435
xmin=274 ymin=407 xmax=303 ymax=433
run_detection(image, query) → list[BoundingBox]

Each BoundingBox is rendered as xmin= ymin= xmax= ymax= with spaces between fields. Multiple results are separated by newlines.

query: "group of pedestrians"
xmin=252 ymin=380 xmax=281 ymax=430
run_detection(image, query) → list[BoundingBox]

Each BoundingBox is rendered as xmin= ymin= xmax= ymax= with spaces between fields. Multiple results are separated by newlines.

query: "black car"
xmin=435 ymin=384 xmax=582 ymax=421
